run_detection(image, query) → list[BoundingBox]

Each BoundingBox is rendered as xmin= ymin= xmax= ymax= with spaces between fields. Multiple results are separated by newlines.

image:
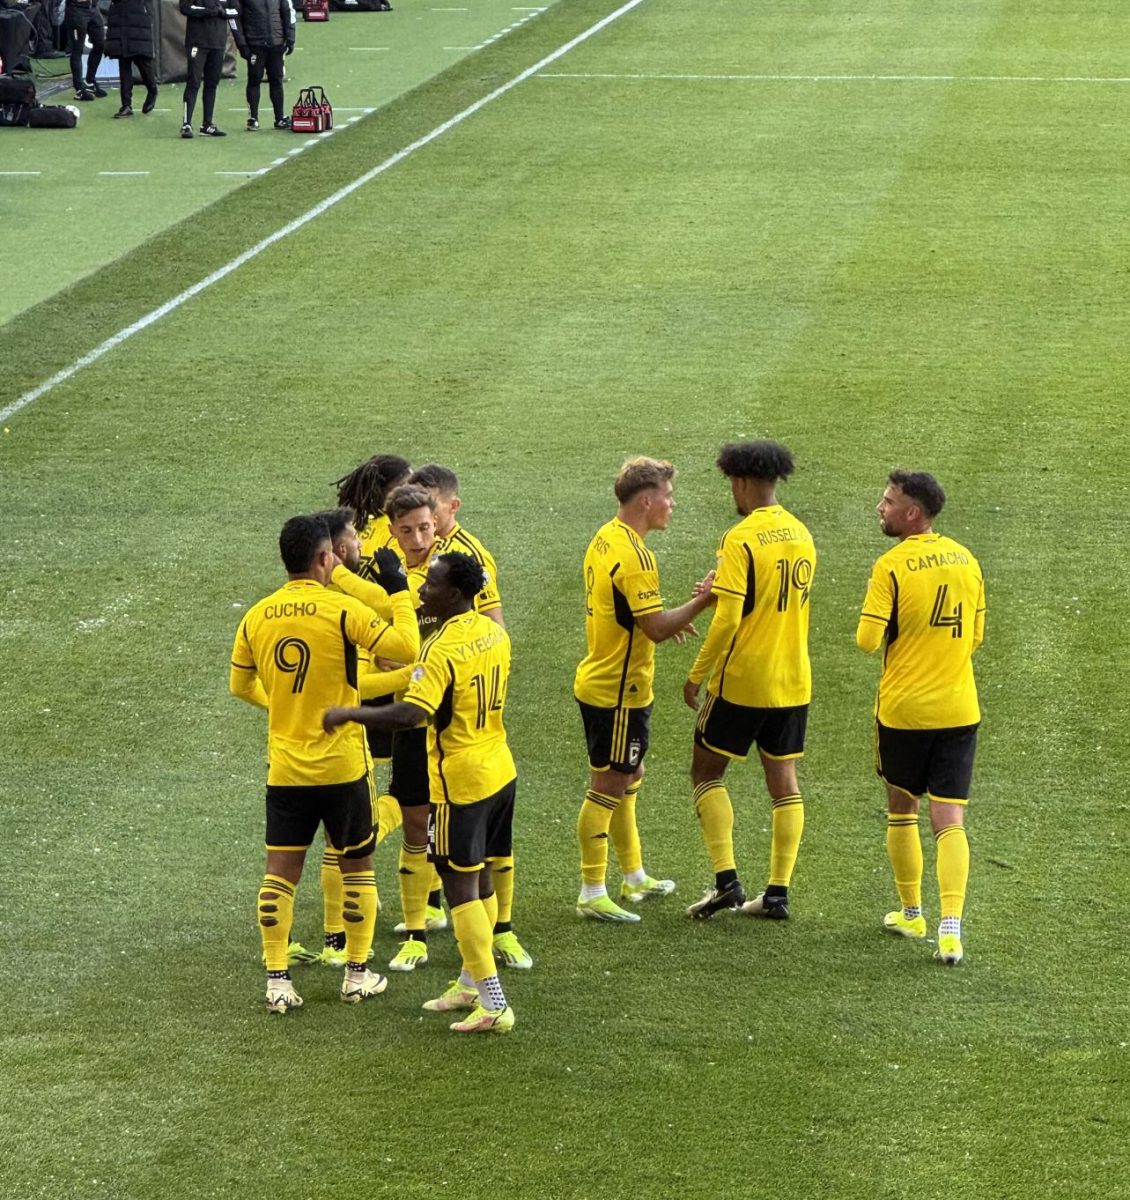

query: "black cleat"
xmin=199 ymin=123 xmax=227 ymax=137
xmin=180 ymin=122 xmax=194 ymax=138
xmin=113 ymin=105 xmax=133 ymax=118
xmin=686 ymin=879 xmax=746 ymax=920
xmin=246 ymin=116 xmax=259 ymax=130
xmin=273 ymin=116 xmax=291 ymax=130
xmin=741 ymin=891 xmax=790 ymax=920
xmin=88 ymin=82 xmax=108 ymax=98
xmin=142 ymin=87 xmax=158 ymax=114
xmin=75 ymin=88 xmax=95 ymax=101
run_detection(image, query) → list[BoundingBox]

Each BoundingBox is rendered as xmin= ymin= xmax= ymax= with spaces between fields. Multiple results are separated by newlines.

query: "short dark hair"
xmin=435 ymin=551 xmax=487 ymax=600
xmin=314 ymin=507 xmax=356 ymax=542
xmin=888 ymin=470 xmax=946 ymax=517
xmin=279 ymin=514 xmax=330 ymax=573
xmin=333 ymin=455 xmax=411 ymax=528
xmin=409 ymin=464 xmax=460 ymax=497
xmin=613 ymin=457 xmax=675 ymax=503
xmin=716 ymin=440 xmax=795 ymax=482
xmin=385 ymin=484 xmax=437 ymax=522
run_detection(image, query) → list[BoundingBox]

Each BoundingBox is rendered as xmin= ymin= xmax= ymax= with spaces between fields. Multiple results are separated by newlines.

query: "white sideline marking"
xmin=99 ymin=171 xmax=150 ymax=176
xmin=444 ymin=45 xmax=476 ymax=50
xmin=0 ymin=171 xmax=42 ymax=175
xmin=1 ymin=0 xmax=642 ymax=424
xmin=349 ymin=46 xmax=390 ymax=51
xmin=538 ymin=71 xmax=1130 ymax=84
xmin=215 ymin=169 xmax=269 ymax=175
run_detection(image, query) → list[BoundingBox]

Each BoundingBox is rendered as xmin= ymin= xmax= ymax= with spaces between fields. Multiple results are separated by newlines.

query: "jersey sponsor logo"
xmin=905 ymin=550 xmax=971 ymax=571
xmin=635 ymin=588 xmax=660 ymax=601
xmin=263 ymin=601 xmax=317 ymax=619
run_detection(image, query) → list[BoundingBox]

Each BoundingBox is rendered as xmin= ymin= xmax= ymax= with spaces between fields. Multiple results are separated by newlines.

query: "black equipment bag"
xmin=28 ymin=103 xmax=78 ymax=128
xmin=0 ymin=70 xmax=34 ymax=126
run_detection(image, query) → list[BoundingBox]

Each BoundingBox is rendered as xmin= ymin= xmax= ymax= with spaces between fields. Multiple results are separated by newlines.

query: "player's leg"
xmin=741 ymin=706 xmax=808 ymax=920
xmin=69 ymin=15 xmax=87 ymax=95
xmin=245 ymin=46 xmax=265 ymax=128
xmin=117 ymin=55 xmax=133 ymax=113
xmin=199 ymin=48 xmax=224 ymax=133
xmin=84 ymin=12 xmax=105 ymax=91
xmin=575 ymin=702 xmax=640 ymax=922
xmin=182 ymin=46 xmax=204 ymax=133
xmin=137 ymin=54 xmax=158 ymax=113
xmin=488 ymin=778 xmax=531 ymax=967
xmin=388 ymin=729 xmax=432 ymax=969
xmin=609 ymin=713 xmax=676 ymax=904
xmin=328 ymin=776 xmax=386 ymax=1002
xmin=318 ymin=842 xmax=346 ymax=964
xmin=927 ymin=724 xmax=977 ymax=965
xmin=877 ymin=723 xmax=929 ymax=940
xmin=260 ymin=785 xmax=317 ymax=1013
xmin=265 ymin=44 xmax=286 ymax=125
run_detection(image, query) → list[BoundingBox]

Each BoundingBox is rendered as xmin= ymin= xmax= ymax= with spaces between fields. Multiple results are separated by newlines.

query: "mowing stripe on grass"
xmin=1 ymin=0 xmax=648 ymax=426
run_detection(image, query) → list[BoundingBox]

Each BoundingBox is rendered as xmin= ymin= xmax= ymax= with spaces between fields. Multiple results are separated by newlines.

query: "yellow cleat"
xmin=935 ymin=933 xmax=964 ymax=965
xmin=576 ymin=894 xmax=641 ymax=923
xmin=883 ymin=911 xmax=927 ymax=940
xmin=388 ymin=938 xmax=429 ymax=972
xmin=620 ymin=875 xmax=676 ymax=903
xmin=450 ymin=1004 xmax=515 ymax=1035
xmin=423 ymin=980 xmax=478 ymax=1012
xmin=492 ymin=930 xmax=533 ymax=969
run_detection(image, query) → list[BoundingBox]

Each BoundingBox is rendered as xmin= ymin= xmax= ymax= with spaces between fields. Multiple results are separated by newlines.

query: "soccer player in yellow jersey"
xmin=325 ymin=552 xmax=520 ymax=1035
xmin=684 ymin=441 xmax=815 ymax=922
xmin=229 ymin=514 xmax=419 ymax=1013
xmin=408 ymin=464 xmax=534 ymax=969
xmin=857 ymin=470 xmax=985 ymax=966
xmin=574 ymin=457 xmax=716 ymax=922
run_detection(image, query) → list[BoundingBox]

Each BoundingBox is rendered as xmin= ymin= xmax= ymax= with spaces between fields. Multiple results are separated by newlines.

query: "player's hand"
xmin=285 ymin=42 xmax=294 ymax=55
xmin=323 ymin=707 xmax=349 ymax=732
xmin=670 ymin=621 xmax=699 ymax=645
xmin=692 ymin=570 xmax=716 ymax=599
xmin=683 ymin=679 xmax=701 ymax=710
xmin=374 ymin=656 xmax=400 ymax=672
xmin=373 ymin=547 xmax=409 ymax=595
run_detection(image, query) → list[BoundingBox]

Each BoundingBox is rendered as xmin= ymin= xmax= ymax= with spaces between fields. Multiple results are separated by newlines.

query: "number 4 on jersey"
xmin=929 ymin=584 xmax=964 ymax=638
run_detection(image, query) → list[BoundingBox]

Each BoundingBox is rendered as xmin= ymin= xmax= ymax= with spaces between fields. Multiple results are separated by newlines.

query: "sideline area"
xmin=5 ymin=2 xmax=553 ymax=326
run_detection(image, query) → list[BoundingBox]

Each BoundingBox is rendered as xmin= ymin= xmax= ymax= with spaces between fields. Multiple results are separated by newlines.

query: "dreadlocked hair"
xmin=332 ymin=455 xmax=411 ymax=531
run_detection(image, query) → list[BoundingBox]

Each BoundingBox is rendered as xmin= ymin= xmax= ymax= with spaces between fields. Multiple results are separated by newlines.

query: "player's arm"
xmin=331 ymin=564 xmax=393 ymax=619
xmin=348 ymin=549 xmax=420 ymax=664
xmin=856 ymin=561 xmax=894 ymax=653
xmin=229 ymin=621 xmax=268 ymax=709
xmin=358 ymin=664 xmax=414 ymax=701
xmin=324 ymin=699 xmax=427 ymax=734
xmin=973 ymin=573 xmax=986 ymax=651
xmin=476 ymin=546 xmax=505 ymax=627
xmin=683 ymin=589 xmax=743 ymax=708
xmin=636 ymin=583 xmax=714 ymax=644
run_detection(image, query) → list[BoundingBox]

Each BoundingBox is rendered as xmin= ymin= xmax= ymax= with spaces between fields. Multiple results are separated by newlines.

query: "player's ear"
xmin=449 ymin=495 xmax=462 ymax=517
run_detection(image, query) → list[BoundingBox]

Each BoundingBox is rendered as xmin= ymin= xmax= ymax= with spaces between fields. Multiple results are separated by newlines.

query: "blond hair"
xmin=613 ymin=457 xmax=676 ymax=504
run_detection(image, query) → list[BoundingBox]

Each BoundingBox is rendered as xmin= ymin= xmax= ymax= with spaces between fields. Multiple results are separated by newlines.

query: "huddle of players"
xmin=572 ymin=441 xmax=985 ymax=972
xmin=231 ymin=457 xmax=526 ymax=1033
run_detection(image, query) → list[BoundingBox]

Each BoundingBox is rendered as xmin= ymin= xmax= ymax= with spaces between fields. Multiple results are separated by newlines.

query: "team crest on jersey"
xmin=628 ymin=739 xmax=641 ymax=767
xmin=411 ymin=666 xmax=425 ymax=682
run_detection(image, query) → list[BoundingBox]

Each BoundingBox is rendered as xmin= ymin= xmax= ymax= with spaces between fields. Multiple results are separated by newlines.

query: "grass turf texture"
xmin=3 ymin=0 xmax=1130 ymax=1197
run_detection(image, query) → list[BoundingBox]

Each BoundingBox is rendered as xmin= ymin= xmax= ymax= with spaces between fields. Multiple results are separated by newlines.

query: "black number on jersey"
xmin=929 ymin=584 xmax=964 ymax=638
xmin=274 ymin=637 xmax=312 ymax=693
xmin=470 ymin=665 xmax=504 ymax=728
xmin=774 ymin=556 xmax=814 ymax=611
xmin=584 ymin=565 xmax=595 ymax=617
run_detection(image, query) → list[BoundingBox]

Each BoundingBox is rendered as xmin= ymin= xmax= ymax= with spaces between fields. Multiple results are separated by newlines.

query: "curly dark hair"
xmin=436 ymin=551 xmax=487 ymax=601
xmin=279 ymin=514 xmax=330 ymax=573
xmin=889 ymin=470 xmax=946 ymax=517
xmin=716 ymin=440 xmax=795 ymax=482
xmin=332 ymin=455 xmax=411 ymax=529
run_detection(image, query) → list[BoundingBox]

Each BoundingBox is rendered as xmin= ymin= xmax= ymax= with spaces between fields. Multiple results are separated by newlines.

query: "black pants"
xmin=68 ymin=10 xmax=105 ymax=91
xmin=118 ymin=55 xmax=157 ymax=108
xmin=246 ymin=43 xmax=285 ymax=121
xmin=183 ymin=44 xmax=223 ymax=127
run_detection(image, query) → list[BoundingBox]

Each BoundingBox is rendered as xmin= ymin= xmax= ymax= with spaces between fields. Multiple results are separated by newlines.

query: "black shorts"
xmin=428 ymin=779 xmax=516 ymax=873
xmin=363 ymin=693 xmax=393 ymax=763
xmin=578 ymin=700 xmax=651 ymax=773
xmin=389 ymin=726 xmax=430 ymax=807
xmin=876 ymin=721 xmax=978 ymax=802
xmin=265 ymin=772 xmax=376 ymax=858
xmin=694 ymin=693 xmax=808 ymax=761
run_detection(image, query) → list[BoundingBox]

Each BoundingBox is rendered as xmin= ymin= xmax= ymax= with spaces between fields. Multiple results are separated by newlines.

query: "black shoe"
xmin=180 ymin=122 xmax=194 ymax=139
xmin=142 ymin=88 xmax=158 ymax=114
xmin=88 ymin=82 xmax=108 ymax=98
xmin=740 ymin=891 xmax=790 ymax=920
xmin=686 ymin=878 xmax=746 ymax=921
xmin=246 ymin=116 xmax=259 ymax=131
xmin=75 ymin=88 xmax=95 ymax=101
xmin=199 ymin=123 xmax=226 ymax=137
xmin=113 ymin=105 xmax=133 ymax=119
xmin=273 ymin=116 xmax=290 ymax=130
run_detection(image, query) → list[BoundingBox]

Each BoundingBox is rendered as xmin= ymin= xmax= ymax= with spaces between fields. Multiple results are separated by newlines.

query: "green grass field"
xmin=3 ymin=1 xmax=1130 ymax=1197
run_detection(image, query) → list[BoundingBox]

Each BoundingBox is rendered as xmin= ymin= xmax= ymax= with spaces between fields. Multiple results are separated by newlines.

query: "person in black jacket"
xmin=240 ymin=0 xmax=294 ymax=131
xmin=105 ymin=0 xmax=158 ymax=118
xmin=179 ymin=0 xmax=246 ymax=138
xmin=67 ymin=0 xmax=108 ymax=100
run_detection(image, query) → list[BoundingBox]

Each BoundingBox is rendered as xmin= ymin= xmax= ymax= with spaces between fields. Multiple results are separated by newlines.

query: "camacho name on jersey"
xmin=230 ymin=580 xmax=418 ymax=786
xmin=857 ymin=533 xmax=985 ymax=729
xmin=689 ymin=505 xmax=815 ymax=708
xmin=401 ymin=611 xmax=517 ymax=805
xmin=573 ymin=518 xmax=664 ymax=710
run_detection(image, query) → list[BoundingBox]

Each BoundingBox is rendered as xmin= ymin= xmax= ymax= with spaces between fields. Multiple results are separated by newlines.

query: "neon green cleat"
xmin=340 ymin=968 xmax=388 ymax=1004
xmin=492 ymin=930 xmax=533 ymax=969
xmin=394 ymin=905 xmax=447 ymax=933
xmin=576 ymin=894 xmax=641 ymax=923
xmin=620 ymin=875 xmax=676 ymax=903
xmin=423 ymin=980 xmax=479 ymax=1012
xmin=388 ymin=938 xmax=429 ymax=972
xmin=261 ymin=941 xmax=320 ymax=968
xmin=935 ymin=933 xmax=964 ymax=965
xmin=265 ymin=978 xmax=303 ymax=1015
xmin=450 ymin=1004 xmax=515 ymax=1034
xmin=319 ymin=944 xmax=347 ymax=968
xmin=883 ymin=910 xmax=927 ymax=939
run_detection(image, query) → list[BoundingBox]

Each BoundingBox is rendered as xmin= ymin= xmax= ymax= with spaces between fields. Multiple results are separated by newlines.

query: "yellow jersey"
xmin=574 ymin=518 xmax=664 ymax=710
xmin=230 ymin=580 xmax=418 ymax=786
xmin=402 ymin=611 xmax=517 ymax=805
xmin=689 ymin=505 xmax=815 ymax=708
xmin=358 ymin=512 xmax=398 ymax=576
xmin=857 ymin=533 xmax=985 ymax=729
xmin=433 ymin=523 xmax=501 ymax=615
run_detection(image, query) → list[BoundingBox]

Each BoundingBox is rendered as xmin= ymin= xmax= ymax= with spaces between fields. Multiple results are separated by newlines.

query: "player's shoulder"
xmin=445 ymin=524 xmax=491 ymax=563
xmin=608 ymin=518 xmax=656 ymax=571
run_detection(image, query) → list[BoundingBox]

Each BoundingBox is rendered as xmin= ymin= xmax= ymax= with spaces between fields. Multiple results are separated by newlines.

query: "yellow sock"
xmin=482 ymin=889 xmax=499 ymax=932
xmin=935 ymin=824 xmax=969 ymax=920
xmin=341 ymin=869 xmax=379 ymax=965
xmin=577 ymin=789 xmax=619 ymax=886
xmin=375 ymin=793 xmax=402 ymax=845
xmin=258 ymin=874 xmax=295 ymax=972
xmin=768 ymin=793 xmax=804 ymax=887
xmin=321 ymin=848 xmax=344 ymax=938
xmin=492 ymin=856 xmax=514 ymax=925
xmin=886 ymin=812 xmax=923 ymax=910
xmin=610 ymin=781 xmax=643 ymax=877
xmin=451 ymin=899 xmax=495 ymax=981
xmin=427 ymin=863 xmax=442 ymax=906
xmin=398 ymin=840 xmax=430 ymax=932
xmin=693 ymin=781 xmax=736 ymax=874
